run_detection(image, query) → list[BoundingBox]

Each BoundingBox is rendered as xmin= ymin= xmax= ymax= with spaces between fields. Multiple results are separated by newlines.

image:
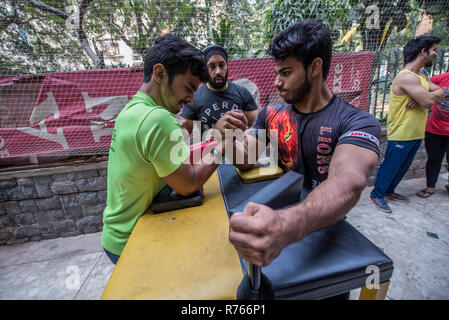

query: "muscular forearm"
xmin=419 ymin=90 xmax=445 ymax=108
xmin=414 ymin=92 xmax=443 ymax=108
xmin=422 ymin=83 xmax=446 ymax=107
xmin=188 ymin=140 xmax=230 ymax=192
xmin=402 ymin=76 xmax=444 ymax=108
xmin=279 ymin=171 xmax=366 ymax=245
xmin=167 ymin=143 xmax=222 ymax=196
xmin=430 ymin=87 xmax=445 ymax=102
xmin=232 ymin=134 xmax=268 ymax=171
xmin=228 ymin=144 xmax=378 ymax=267
xmin=189 ymin=155 xmax=220 ymax=192
xmin=231 ymin=139 xmax=256 ymax=170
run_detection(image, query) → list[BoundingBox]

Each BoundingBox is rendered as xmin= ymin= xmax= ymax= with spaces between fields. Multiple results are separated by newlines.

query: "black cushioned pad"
xmin=217 ymin=164 xmax=394 ymax=299
xmin=229 ymin=170 xmax=303 ymax=215
xmin=151 ymin=186 xmax=204 ymax=213
xmin=217 ymin=165 xmax=274 ymax=215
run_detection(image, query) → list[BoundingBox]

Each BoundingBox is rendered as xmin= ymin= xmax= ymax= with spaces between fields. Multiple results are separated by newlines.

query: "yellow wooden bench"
xmin=101 ymin=173 xmax=242 ymax=299
xmin=101 ymin=170 xmax=393 ymax=300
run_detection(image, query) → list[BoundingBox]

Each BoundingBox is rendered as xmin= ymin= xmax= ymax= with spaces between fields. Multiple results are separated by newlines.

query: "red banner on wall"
xmin=0 ymin=52 xmax=373 ymax=165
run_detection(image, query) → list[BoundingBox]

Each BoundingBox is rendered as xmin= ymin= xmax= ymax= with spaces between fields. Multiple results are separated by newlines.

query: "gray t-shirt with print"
xmin=180 ymin=82 xmax=258 ymax=137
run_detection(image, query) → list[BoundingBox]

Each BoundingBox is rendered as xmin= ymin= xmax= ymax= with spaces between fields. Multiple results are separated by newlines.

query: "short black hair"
xmin=268 ymin=19 xmax=333 ymax=80
xmin=403 ymin=35 xmax=441 ymax=64
xmin=143 ymin=33 xmax=209 ymax=84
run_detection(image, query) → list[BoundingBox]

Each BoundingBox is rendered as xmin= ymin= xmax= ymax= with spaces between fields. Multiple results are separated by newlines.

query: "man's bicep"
xmin=162 ymin=163 xmax=193 ymax=195
xmin=400 ymin=75 xmax=432 ymax=105
xmin=144 ymin=114 xmax=191 ymax=178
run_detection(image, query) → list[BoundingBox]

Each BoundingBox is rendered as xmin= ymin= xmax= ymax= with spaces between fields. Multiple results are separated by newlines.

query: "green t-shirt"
xmin=102 ymin=91 xmax=190 ymax=255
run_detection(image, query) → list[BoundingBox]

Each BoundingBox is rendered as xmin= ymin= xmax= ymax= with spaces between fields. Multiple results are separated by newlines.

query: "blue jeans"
xmin=104 ymin=248 xmax=120 ymax=265
xmin=371 ymin=139 xmax=422 ymax=199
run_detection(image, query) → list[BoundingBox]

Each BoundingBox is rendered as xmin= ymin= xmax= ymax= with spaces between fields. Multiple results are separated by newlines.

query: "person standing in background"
xmin=369 ymin=35 xmax=444 ymax=213
xmin=416 ymin=72 xmax=449 ymax=198
xmin=178 ymin=45 xmax=258 ymax=141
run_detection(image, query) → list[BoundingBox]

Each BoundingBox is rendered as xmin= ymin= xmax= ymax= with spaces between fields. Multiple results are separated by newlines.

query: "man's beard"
xmin=208 ymin=72 xmax=228 ymax=90
xmin=284 ymin=78 xmax=312 ymax=105
xmin=424 ymin=52 xmax=435 ymax=68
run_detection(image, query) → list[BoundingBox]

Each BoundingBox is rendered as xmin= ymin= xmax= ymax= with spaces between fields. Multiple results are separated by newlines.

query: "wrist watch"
xmin=210 ymin=147 xmax=223 ymax=162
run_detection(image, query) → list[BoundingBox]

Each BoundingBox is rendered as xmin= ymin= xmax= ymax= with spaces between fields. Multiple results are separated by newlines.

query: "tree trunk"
xmin=26 ymin=0 xmax=104 ymax=69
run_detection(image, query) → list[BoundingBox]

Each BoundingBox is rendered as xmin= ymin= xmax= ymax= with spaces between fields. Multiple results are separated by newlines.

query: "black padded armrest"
xmin=261 ymin=220 xmax=393 ymax=299
xmin=150 ymin=185 xmax=204 ymax=214
xmin=217 ymin=164 xmax=394 ymax=299
xmin=229 ymin=170 xmax=303 ymax=214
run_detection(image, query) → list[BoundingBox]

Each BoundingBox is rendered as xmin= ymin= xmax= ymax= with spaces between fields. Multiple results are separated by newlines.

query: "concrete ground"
xmin=0 ymin=175 xmax=448 ymax=300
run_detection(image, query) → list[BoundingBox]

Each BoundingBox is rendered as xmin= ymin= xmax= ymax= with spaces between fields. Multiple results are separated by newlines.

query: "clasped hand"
xmin=228 ymin=202 xmax=290 ymax=267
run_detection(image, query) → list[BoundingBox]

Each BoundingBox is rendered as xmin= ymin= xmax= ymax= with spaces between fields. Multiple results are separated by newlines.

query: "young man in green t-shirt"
xmin=102 ymin=34 xmax=244 ymax=264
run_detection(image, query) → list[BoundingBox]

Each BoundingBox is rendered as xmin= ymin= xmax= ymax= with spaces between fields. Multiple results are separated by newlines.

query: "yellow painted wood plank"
xmin=101 ymin=172 xmax=243 ymax=300
xmin=359 ymin=281 xmax=390 ymax=300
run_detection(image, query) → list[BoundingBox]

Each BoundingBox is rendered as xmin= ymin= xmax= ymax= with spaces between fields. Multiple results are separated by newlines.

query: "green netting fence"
xmin=1 ymin=0 xmax=448 ymax=164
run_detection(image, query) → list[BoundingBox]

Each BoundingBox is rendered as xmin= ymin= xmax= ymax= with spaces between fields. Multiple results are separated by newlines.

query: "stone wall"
xmin=0 ymin=162 xmax=107 ymax=245
xmin=0 ymin=126 xmax=447 ymax=245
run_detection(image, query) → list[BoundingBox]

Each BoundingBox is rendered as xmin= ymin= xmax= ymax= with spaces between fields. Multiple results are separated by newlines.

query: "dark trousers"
xmin=424 ymin=132 xmax=449 ymax=188
xmin=104 ymin=248 xmax=120 ymax=265
xmin=371 ymin=139 xmax=422 ymax=198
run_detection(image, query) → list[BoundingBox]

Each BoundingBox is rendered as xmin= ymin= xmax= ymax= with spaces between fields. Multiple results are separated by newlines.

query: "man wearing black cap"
xmin=179 ymin=44 xmax=259 ymax=141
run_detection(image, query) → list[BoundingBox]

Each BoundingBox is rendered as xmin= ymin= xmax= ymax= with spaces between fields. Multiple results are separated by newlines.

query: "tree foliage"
xmin=0 ymin=0 xmax=90 ymax=74
xmin=0 ymin=0 xmax=211 ymax=73
xmin=206 ymin=0 xmax=269 ymax=58
xmin=264 ymin=0 xmax=352 ymax=44
xmin=263 ymin=0 xmax=449 ymax=51
xmin=0 ymin=0 xmax=273 ymax=74
xmin=1 ymin=0 xmax=447 ymax=75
